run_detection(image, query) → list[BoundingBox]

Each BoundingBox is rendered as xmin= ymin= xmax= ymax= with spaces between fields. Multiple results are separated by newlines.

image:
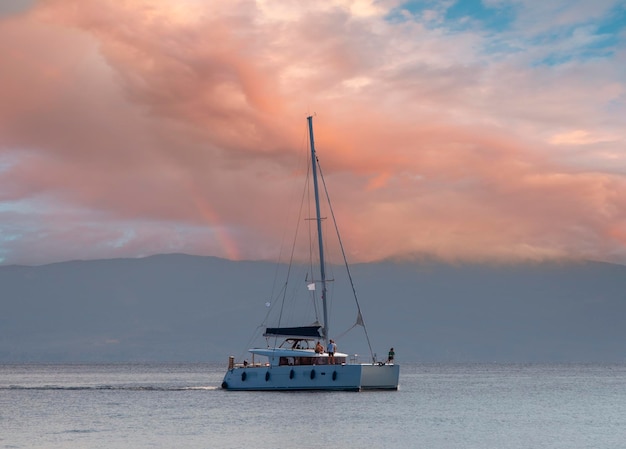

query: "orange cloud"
xmin=1 ymin=0 xmax=625 ymax=265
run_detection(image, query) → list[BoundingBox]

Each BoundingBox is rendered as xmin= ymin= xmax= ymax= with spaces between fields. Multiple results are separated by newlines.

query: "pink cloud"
xmin=0 ymin=0 xmax=625 ymax=265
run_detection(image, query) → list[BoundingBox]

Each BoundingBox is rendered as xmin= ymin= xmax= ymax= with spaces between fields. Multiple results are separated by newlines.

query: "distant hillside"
xmin=1 ymin=254 xmax=625 ymax=363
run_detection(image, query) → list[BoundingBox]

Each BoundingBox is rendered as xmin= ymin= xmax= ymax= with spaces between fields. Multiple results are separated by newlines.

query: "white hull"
xmin=221 ymin=363 xmax=399 ymax=391
xmin=360 ymin=364 xmax=401 ymax=390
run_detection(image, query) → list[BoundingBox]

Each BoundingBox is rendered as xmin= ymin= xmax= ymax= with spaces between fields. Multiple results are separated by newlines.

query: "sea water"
xmin=1 ymin=362 xmax=625 ymax=449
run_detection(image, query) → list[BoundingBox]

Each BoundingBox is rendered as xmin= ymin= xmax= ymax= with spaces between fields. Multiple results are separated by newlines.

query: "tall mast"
xmin=307 ymin=116 xmax=329 ymax=345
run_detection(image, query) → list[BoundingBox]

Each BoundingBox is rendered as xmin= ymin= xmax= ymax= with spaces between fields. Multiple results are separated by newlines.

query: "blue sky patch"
xmin=389 ymin=0 xmax=516 ymax=32
xmin=443 ymin=0 xmax=516 ymax=32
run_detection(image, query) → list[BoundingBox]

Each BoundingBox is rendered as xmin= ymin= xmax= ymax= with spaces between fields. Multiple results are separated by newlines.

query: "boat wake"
xmin=2 ymin=385 xmax=219 ymax=391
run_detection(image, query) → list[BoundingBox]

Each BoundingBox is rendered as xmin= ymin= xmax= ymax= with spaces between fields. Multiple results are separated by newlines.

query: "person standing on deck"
xmin=387 ymin=347 xmax=395 ymax=364
xmin=327 ymin=339 xmax=337 ymax=364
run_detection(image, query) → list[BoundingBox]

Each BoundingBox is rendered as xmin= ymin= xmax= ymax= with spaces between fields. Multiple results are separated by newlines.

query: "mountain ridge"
xmin=1 ymin=254 xmax=625 ymax=363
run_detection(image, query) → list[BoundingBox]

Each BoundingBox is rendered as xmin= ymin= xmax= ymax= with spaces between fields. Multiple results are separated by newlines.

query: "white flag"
xmin=307 ymin=283 xmax=316 ymax=291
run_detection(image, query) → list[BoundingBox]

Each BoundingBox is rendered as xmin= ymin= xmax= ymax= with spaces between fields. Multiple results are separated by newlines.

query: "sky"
xmin=1 ymin=0 xmax=625 ymax=266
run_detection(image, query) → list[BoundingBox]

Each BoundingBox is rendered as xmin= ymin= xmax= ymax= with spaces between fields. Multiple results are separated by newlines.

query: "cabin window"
xmin=280 ymin=356 xmax=342 ymax=366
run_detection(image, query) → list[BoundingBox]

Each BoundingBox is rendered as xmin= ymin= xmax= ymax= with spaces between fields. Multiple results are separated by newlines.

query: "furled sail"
xmin=264 ymin=325 xmax=323 ymax=339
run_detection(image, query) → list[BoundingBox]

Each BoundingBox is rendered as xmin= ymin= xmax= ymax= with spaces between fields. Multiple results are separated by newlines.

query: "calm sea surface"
xmin=1 ymin=362 xmax=625 ymax=449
